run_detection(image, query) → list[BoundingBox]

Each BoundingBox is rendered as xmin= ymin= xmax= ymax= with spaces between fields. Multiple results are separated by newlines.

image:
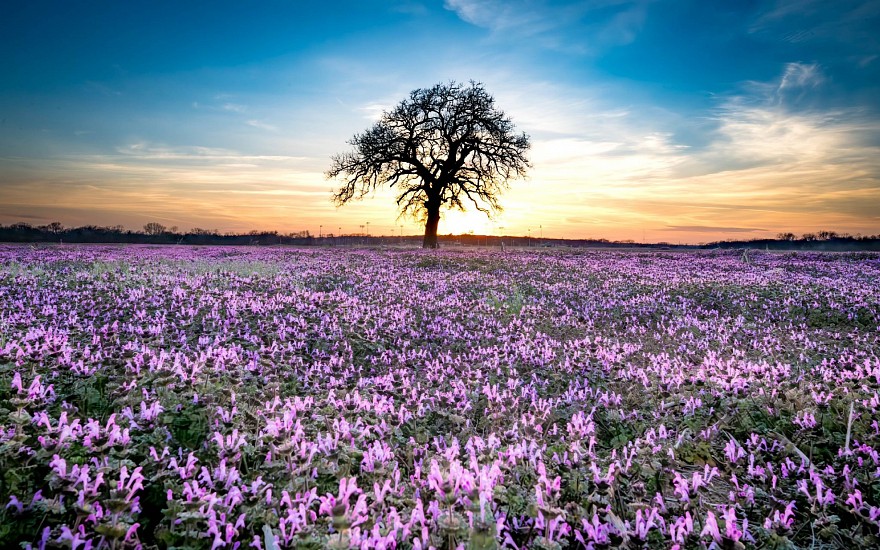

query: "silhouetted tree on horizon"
xmin=42 ymin=222 xmax=64 ymax=234
xmin=327 ymin=81 xmax=531 ymax=248
xmin=143 ymin=222 xmax=167 ymax=235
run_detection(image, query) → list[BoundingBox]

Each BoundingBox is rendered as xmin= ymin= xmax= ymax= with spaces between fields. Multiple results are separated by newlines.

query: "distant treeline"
xmin=702 ymin=232 xmax=880 ymax=252
xmin=0 ymin=222 xmax=322 ymax=246
xmin=1 ymin=222 xmax=879 ymax=250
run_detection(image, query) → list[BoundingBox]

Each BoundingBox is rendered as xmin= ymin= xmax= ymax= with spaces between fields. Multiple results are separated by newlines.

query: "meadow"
xmin=1 ymin=244 xmax=879 ymax=549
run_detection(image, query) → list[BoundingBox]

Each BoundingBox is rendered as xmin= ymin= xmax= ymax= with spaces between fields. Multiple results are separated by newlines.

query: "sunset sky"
xmin=2 ymin=0 xmax=879 ymax=243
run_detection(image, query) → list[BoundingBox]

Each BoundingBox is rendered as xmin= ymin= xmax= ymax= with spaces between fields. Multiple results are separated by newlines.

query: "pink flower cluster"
xmin=0 ymin=244 xmax=878 ymax=548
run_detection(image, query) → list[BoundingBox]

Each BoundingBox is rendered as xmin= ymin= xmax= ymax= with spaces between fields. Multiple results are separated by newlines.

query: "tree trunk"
xmin=423 ymin=204 xmax=440 ymax=249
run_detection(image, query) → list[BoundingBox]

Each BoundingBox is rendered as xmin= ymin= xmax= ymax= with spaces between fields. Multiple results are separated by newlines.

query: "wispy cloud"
xmin=221 ymin=103 xmax=247 ymax=113
xmin=443 ymin=0 xmax=652 ymax=53
xmin=488 ymin=62 xmax=880 ymax=239
xmin=660 ymin=225 xmax=766 ymax=233
xmin=750 ymin=0 xmax=880 ymax=59
xmin=777 ymin=62 xmax=823 ymax=96
xmin=246 ymin=119 xmax=278 ymax=132
xmin=444 ymin=0 xmax=548 ymax=33
xmin=358 ymin=103 xmax=391 ymax=121
xmin=113 ymin=142 xmax=298 ymax=163
xmin=699 ymin=64 xmax=877 ymax=171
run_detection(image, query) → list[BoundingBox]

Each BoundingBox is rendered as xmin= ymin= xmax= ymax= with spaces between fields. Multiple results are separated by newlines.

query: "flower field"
xmin=1 ymin=244 xmax=879 ymax=549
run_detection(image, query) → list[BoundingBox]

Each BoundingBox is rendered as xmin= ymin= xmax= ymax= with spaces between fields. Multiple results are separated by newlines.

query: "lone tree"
xmin=327 ymin=81 xmax=530 ymax=248
xmin=143 ymin=222 xmax=167 ymax=235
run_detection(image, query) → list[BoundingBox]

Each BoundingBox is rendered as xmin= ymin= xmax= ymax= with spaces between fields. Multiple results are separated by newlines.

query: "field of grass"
xmin=1 ymin=244 xmax=879 ymax=549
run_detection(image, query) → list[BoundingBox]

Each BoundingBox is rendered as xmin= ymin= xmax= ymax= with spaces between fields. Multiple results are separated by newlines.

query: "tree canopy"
xmin=327 ymin=81 xmax=531 ymax=248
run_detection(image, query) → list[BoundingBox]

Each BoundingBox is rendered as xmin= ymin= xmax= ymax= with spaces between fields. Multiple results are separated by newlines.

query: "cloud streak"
xmin=245 ymin=120 xmax=278 ymax=132
xmin=443 ymin=0 xmax=652 ymax=53
xmin=661 ymin=225 xmax=766 ymax=233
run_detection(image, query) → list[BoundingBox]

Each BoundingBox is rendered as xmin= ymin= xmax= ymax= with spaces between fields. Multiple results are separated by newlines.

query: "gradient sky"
xmin=2 ymin=0 xmax=879 ymax=243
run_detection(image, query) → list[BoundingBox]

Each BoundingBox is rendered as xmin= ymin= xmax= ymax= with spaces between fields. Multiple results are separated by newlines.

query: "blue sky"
xmin=2 ymin=0 xmax=879 ymax=242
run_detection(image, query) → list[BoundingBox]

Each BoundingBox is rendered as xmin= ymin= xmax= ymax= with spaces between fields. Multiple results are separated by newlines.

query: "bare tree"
xmin=327 ymin=81 xmax=530 ymax=248
xmin=143 ymin=222 xmax=167 ymax=235
xmin=42 ymin=222 xmax=64 ymax=234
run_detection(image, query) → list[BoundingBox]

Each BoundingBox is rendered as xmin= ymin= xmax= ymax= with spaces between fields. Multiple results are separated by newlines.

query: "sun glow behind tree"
xmin=327 ymin=81 xmax=530 ymax=248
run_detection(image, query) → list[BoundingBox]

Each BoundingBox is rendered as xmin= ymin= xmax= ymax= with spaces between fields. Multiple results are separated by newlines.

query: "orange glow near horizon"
xmin=2 ymin=167 xmax=878 ymax=244
xmin=2 ymin=68 xmax=878 ymax=244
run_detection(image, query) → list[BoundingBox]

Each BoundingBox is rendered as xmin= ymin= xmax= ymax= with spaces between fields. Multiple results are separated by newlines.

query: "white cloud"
xmin=246 ymin=120 xmax=278 ymax=132
xmin=777 ymin=62 xmax=823 ymax=95
xmin=443 ymin=0 xmax=545 ymax=33
xmin=221 ymin=103 xmax=247 ymax=113
xmin=443 ymin=0 xmax=651 ymax=53
xmin=698 ymin=63 xmax=875 ymax=172
xmin=358 ymin=103 xmax=392 ymax=121
xmin=487 ymin=62 xmax=880 ymax=238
